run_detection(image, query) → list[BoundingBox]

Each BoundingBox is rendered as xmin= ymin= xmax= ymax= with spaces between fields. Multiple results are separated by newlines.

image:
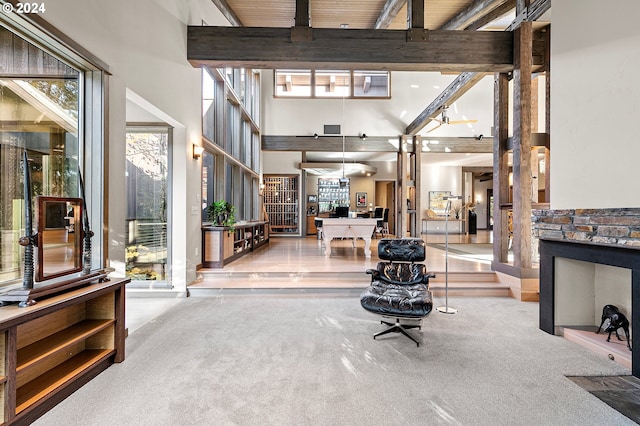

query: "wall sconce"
xmin=193 ymin=144 xmax=204 ymax=159
xmin=313 ymin=133 xmax=319 ymax=139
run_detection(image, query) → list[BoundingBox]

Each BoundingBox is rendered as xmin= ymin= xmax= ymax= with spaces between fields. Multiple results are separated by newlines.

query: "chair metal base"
xmin=373 ymin=318 xmax=423 ymax=346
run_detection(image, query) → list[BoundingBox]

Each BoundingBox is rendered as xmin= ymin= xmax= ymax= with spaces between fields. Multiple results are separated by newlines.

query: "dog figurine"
xmin=596 ymin=304 xmax=631 ymax=351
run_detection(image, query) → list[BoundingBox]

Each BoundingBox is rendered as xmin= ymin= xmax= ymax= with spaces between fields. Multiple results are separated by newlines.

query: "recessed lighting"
xmin=410 ymin=84 xmax=419 ymax=88
xmin=433 ymin=85 xmax=440 ymax=89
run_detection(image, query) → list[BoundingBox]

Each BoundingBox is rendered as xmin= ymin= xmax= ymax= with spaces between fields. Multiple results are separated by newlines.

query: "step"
xmin=190 ymin=270 xmax=509 ymax=297
xmin=196 ymin=270 xmax=498 ymax=283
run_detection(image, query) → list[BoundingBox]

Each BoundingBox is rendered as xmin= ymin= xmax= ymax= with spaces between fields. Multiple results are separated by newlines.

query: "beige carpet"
xmin=34 ymin=295 xmax=634 ymax=425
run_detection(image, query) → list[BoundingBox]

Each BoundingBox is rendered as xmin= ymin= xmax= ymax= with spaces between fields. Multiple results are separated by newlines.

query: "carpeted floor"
xmin=34 ymin=296 xmax=635 ymax=425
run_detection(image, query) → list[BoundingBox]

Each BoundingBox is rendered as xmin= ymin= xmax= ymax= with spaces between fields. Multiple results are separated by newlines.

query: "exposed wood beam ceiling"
xmin=209 ymin=0 xmax=242 ymax=26
xmin=190 ymin=0 xmax=531 ymax=72
xmin=195 ymin=0 xmax=550 ymax=151
xmin=375 ymin=0 xmax=407 ymax=29
xmin=405 ymin=0 xmax=550 ymax=134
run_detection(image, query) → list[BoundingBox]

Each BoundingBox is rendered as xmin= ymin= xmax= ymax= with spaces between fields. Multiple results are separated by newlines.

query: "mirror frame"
xmin=36 ymin=196 xmax=84 ymax=282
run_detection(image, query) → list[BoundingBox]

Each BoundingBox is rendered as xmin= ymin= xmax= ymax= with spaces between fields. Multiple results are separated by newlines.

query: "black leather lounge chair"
xmin=360 ymin=238 xmax=435 ymax=346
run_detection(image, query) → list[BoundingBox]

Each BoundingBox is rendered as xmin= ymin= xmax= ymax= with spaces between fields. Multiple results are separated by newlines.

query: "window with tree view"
xmin=0 ymin=27 xmax=80 ymax=287
xmin=125 ymin=128 xmax=171 ymax=284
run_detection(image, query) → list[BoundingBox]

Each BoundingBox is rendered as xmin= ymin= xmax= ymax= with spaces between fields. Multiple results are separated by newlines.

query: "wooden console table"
xmin=0 ymin=278 xmax=128 ymax=424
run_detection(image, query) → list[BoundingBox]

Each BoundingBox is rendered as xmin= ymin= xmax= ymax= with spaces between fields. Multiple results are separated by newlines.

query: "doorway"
xmin=375 ymin=180 xmax=395 ymax=236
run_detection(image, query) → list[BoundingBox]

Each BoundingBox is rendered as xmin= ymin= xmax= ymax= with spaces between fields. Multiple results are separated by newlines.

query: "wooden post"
xmin=294 ymin=0 xmax=310 ymax=27
xmin=544 ymin=25 xmax=551 ymax=203
xmin=413 ymin=135 xmax=422 ymax=238
xmin=396 ymin=135 xmax=409 ymax=237
xmin=493 ymin=72 xmax=510 ymax=264
xmin=407 ymin=0 xmax=425 ymax=29
xmin=512 ymin=21 xmax=533 ymax=269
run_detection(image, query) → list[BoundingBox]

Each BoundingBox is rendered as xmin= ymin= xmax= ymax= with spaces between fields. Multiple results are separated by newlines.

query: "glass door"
xmin=125 ymin=128 xmax=171 ymax=288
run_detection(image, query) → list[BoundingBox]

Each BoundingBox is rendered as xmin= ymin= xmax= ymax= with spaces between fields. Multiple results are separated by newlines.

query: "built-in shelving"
xmin=0 ymin=278 xmax=127 ymax=424
xmin=263 ymin=175 xmax=299 ymax=234
xmin=202 ymin=221 xmax=269 ymax=268
xmin=318 ymin=178 xmax=349 ymax=213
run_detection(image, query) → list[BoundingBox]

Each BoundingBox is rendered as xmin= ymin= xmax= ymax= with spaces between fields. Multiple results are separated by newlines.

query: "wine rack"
xmin=263 ymin=175 xmax=299 ymax=234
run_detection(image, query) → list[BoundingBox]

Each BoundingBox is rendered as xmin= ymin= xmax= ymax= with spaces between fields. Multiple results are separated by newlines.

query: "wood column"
xmin=544 ymin=25 xmax=551 ymax=203
xmin=407 ymin=0 xmax=425 ymax=29
xmin=413 ymin=135 xmax=422 ymax=238
xmin=294 ymin=0 xmax=310 ymax=27
xmin=512 ymin=21 xmax=533 ymax=269
xmin=396 ymin=135 xmax=409 ymax=237
xmin=493 ymin=72 xmax=510 ymax=264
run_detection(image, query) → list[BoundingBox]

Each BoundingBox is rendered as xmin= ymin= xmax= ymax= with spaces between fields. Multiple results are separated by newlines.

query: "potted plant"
xmin=206 ymin=200 xmax=236 ymax=231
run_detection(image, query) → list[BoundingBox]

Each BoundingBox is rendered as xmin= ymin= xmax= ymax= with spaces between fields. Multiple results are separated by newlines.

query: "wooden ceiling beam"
xmin=262 ymin=135 xmax=492 ymax=153
xmin=440 ymin=0 xmax=511 ymax=30
xmin=407 ymin=0 xmax=424 ymax=29
xmin=374 ymin=0 xmax=407 ymax=29
xmin=405 ymin=71 xmax=487 ymax=135
xmin=209 ymin=0 xmax=242 ymax=27
xmin=404 ymin=0 xmax=549 ymax=135
xmin=294 ymin=0 xmax=310 ymax=27
xmin=188 ymin=27 xmax=514 ymax=72
xmin=465 ymin=0 xmax=516 ymax=31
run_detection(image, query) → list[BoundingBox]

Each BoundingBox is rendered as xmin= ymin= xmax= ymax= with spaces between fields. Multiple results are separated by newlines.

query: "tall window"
xmin=125 ymin=128 xmax=171 ymax=285
xmin=0 ymin=27 xmax=80 ymax=287
xmin=202 ymin=68 xmax=216 ymax=143
xmin=201 ymin=151 xmax=215 ymax=222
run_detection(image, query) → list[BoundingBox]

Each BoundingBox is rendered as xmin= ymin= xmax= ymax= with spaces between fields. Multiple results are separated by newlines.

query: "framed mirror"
xmin=36 ymin=196 xmax=83 ymax=282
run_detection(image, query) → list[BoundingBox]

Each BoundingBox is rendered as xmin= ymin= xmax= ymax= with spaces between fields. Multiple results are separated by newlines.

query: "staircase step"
xmin=190 ymin=270 xmax=508 ymax=297
xmin=196 ymin=270 xmax=498 ymax=283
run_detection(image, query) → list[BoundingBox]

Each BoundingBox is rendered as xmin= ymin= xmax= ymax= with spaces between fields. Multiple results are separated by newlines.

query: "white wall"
xmin=41 ymin=0 xmax=229 ymax=292
xmin=421 ymin=165 xmax=463 ymax=214
xmin=552 ymin=0 xmax=640 ymax=209
xmin=262 ymin=70 xmax=494 ymax=139
xmin=555 ymin=259 xmax=631 ymax=327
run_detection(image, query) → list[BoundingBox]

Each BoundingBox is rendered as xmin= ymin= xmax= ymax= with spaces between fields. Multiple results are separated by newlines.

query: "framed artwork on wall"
xmin=356 ymin=192 xmax=367 ymax=207
xmin=429 ymin=191 xmax=451 ymax=214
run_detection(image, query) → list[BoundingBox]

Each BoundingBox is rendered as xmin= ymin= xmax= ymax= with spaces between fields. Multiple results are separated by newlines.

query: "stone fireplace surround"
xmin=534 ymin=208 xmax=640 ymax=377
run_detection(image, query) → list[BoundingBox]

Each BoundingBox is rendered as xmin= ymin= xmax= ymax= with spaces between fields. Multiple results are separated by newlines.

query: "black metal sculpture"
xmin=596 ymin=304 xmax=632 ymax=351
xmin=16 ymin=150 xmax=38 ymax=305
xmin=78 ymin=169 xmax=94 ymax=275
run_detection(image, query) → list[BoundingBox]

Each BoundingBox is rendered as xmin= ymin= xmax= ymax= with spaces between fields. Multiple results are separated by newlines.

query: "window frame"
xmin=274 ymin=69 xmax=391 ymax=99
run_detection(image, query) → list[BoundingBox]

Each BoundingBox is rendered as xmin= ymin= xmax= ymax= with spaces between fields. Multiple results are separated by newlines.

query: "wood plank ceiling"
xmin=224 ymin=0 xmax=496 ymax=30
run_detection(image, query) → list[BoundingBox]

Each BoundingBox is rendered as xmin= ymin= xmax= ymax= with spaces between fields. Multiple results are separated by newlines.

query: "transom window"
xmin=274 ymin=70 xmax=390 ymax=98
